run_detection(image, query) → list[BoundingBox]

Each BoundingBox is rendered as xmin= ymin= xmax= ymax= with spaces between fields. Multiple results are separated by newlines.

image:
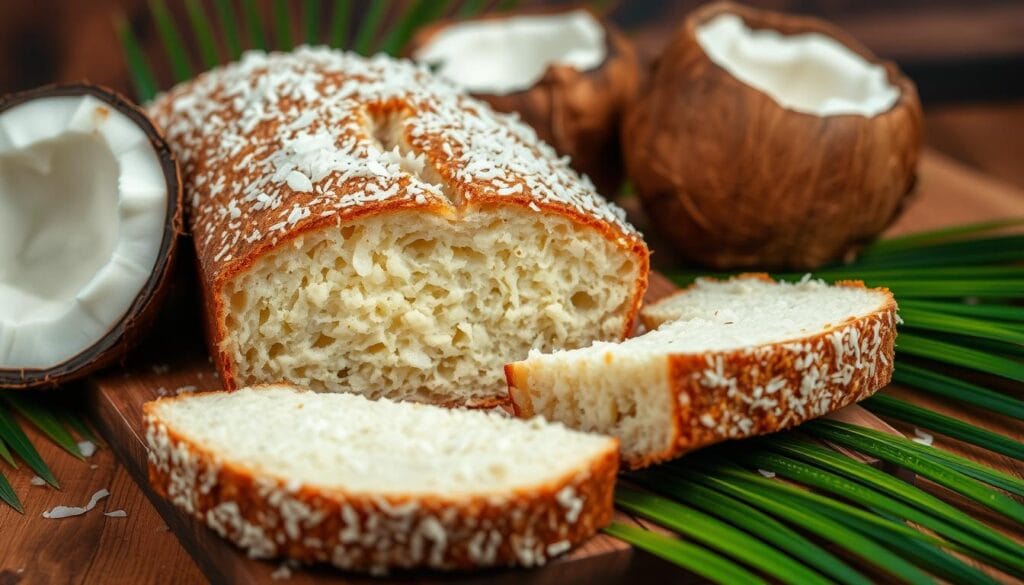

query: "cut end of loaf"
xmin=508 ymin=275 xmax=898 ymax=468
xmin=221 ymin=206 xmax=644 ymax=404
xmin=144 ymin=384 xmax=618 ymax=572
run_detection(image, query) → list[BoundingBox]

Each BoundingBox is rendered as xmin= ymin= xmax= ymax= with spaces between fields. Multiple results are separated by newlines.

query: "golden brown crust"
xmin=143 ymin=395 xmax=618 ymax=572
xmin=148 ymin=49 xmax=648 ymax=396
xmin=623 ymin=1 xmax=923 ymax=269
xmin=407 ymin=6 xmax=640 ymax=196
xmin=508 ymin=275 xmax=898 ymax=469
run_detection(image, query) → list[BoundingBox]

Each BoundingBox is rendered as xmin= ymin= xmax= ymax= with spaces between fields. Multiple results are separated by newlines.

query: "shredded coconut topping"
xmin=148 ymin=47 xmax=639 ymax=278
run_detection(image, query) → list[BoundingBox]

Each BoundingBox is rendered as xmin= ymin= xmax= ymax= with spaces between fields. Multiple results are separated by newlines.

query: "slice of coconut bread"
xmin=144 ymin=384 xmax=618 ymax=573
xmin=506 ymin=274 xmax=897 ymax=469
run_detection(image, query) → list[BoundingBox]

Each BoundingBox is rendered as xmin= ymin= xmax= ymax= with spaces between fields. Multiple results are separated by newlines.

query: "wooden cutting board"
xmin=85 ymin=264 xmax=900 ymax=584
xmin=83 ymin=150 xmax=1022 ymax=584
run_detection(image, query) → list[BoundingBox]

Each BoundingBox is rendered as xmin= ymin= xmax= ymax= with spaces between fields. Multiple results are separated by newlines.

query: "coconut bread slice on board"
xmin=506 ymin=274 xmax=897 ymax=469
xmin=144 ymin=384 xmax=618 ymax=573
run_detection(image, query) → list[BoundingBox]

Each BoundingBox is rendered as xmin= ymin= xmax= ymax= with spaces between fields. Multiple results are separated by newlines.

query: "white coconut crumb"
xmin=152 ymin=363 xmax=171 ymax=375
xmin=77 ymin=440 xmax=97 ymax=458
xmin=271 ymin=562 xmax=295 ymax=580
xmin=30 ymin=476 xmax=46 ymax=486
xmin=156 ymin=386 xmax=169 ymax=396
xmin=90 ymin=464 xmax=99 ymax=470
xmin=757 ymin=469 xmax=776 ymax=479
xmin=105 ymin=510 xmax=128 ymax=518
xmin=912 ymin=428 xmax=934 ymax=446
xmin=42 ymin=488 xmax=110 ymax=519
xmin=175 ymin=385 xmax=199 ymax=395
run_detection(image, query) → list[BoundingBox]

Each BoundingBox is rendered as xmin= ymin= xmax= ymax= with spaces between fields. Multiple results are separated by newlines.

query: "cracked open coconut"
xmin=0 ymin=84 xmax=181 ymax=389
xmin=409 ymin=7 xmax=639 ymax=197
xmin=624 ymin=2 xmax=923 ymax=269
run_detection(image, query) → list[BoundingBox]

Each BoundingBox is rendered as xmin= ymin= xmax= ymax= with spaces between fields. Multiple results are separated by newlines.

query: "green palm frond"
xmin=604 ymin=522 xmax=770 ymax=585
xmin=0 ymin=393 xmax=105 ymax=513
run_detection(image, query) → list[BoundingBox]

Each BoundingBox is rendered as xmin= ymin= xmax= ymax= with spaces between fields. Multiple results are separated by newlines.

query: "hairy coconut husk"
xmin=624 ymin=2 xmax=923 ymax=269
xmin=408 ymin=6 xmax=640 ymax=198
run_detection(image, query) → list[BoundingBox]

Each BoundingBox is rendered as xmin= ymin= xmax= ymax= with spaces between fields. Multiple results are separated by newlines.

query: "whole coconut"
xmin=409 ymin=7 xmax=640 ymax=198
xmin=623 ymin=2 xmax=923 ymax=269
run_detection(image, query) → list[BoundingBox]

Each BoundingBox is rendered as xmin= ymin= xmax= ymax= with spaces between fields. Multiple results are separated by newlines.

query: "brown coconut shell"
xmin=0 ymin=84 xmax=183 ymax=389
xmin=623 ymin=2 xmax=923 ymax=270
xmin=407 ymin=6 xmax=640 ymax=198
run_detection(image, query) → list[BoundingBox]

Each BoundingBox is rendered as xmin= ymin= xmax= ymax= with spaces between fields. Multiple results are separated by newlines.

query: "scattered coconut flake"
xmin=30 ymin=476 xmax=46 ymax=486
xmin=912 ymin=428 xmax=934 ymax=446
xmin=42 ymin=488 xmax=109 ymax=519
xmin=156 ymin=386 xmax=169 ymax=396
xmin=175 ymin=385 xmax=198 ymax=395
xmin=271 ymin=563 xmax=293 ymax=580
xmin=152 ymin=363 xmax=171 ymax=375
xmin=757 ymin=469 xmax=776 ymax=479
xmin=105 ymin=510 xmax=128 ymax=518
xmin=90 ymin=464 xmax=99 ymax=470
xmin=77 ymin=440 xmax=97 ymax=458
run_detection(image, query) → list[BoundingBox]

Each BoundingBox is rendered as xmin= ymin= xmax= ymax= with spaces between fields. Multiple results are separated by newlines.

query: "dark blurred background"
xmin=2 ymin=0 xmax=1023 ymax=189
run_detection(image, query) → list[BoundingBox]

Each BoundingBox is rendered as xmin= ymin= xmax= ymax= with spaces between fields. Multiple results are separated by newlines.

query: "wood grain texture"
xmin=0 ymin=413 xmax=202 ymax=585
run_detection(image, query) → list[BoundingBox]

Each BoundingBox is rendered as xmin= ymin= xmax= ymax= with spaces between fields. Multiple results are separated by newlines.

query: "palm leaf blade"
xmin=353 ymin=0 xmax=389 ymax=55
xmin=185 ymin=0 xmax=221 ymax=68
xmin=617 ymin=485 xmax=832 ymax=585
xmin=897 ymin=333 xmax=1024 ymax=382
xmin=604 ymin=522 xmax=768 ymax=585
xmin=114 ymin=13 xmax=158 ymax=101
xmin=682 ymin=467 xmax=934 ymax=585
xmin=634 ymin=468 xmax=870 ymax=585
xmin=739 ymin=448 xmax=1024 ymax=576
xmin=893 ymin=363 xmax=1024 ymax=420
xmin=329 ymin=0 xmax=351 ymax=47
xmin=242 ymin=0 xmax=268 ymax=49
xmin=767 ymin=437 xmax=1024 ymax=559
xmin=899 ymin=306 xmax=1024 ymax=345
xmin=865 ymin=218 xmax=1024 ymax=254
xmin=0 ymin=470 xmax=22 ymax=514
xmin=274 ymin=0 xmax=294 ymax=50
xmin=148 ymin=0 xmax=194 ymax=81
xmin=805 ymin=421 xmax=1024 ymax=523
xmin=0 ymin=436 xmax=16 ymax=468
xmin=0 ymin=402 xmax=58 ymax=488
xmin=5 ymin=395 xmax=83 ymax=461
xmin=303 ymin=0 xmax=320 ymax=44
xmin=864 ymin=395 xmax=1024 ymax=460
xmin=213 ymin=0 xmax=243 ymax=59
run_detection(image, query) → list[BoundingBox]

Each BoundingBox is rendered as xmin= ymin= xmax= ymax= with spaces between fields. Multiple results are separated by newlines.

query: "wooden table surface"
xmin=1 ymin=126 xmax=1022 ymax=584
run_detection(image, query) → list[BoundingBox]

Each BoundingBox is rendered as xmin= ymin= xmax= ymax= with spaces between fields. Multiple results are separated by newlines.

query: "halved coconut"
xmin=408 ymin=7 xmax=639 ymax=197
xmin=624 ymin=2 xmax=923 ymax=269
xmin=0 ymin=84 xmax=182 ymax=389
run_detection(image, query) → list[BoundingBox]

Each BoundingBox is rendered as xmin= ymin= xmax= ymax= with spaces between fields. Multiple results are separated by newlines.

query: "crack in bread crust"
xmin=148 ymin=48 xmax=649 ymax=403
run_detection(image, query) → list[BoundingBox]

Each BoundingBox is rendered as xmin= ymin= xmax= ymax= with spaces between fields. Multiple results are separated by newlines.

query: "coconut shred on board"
xmin=42 ymin=488 xmax=109 ymax=519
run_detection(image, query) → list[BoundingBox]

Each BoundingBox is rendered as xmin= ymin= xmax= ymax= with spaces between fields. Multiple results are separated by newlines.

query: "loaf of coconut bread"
xmin=144 ymin=384 xmax=618 ymax=573
xmin=148 ymin=48 xmax=649 ymax=407
xmin=506 ymin=275 xmax=898 ymax=468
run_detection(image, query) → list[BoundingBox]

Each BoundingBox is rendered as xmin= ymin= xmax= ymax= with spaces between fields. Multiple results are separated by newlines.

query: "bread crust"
xmin=508 ymin=275 xmax=897 ymax=469
xmin=143 ymin=391 xmax=618 ymax=572
xmin=148 ymin=49 xmax=648 ymax=396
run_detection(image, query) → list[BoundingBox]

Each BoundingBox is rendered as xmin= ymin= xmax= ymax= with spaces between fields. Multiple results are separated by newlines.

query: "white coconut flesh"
xmin=0 ymin=95 xmax=167 ymax=370
xmin=696 ymin=13 xmax=899 ymax=117
xmin=413 ymin=9 xmax=606 ymax=95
